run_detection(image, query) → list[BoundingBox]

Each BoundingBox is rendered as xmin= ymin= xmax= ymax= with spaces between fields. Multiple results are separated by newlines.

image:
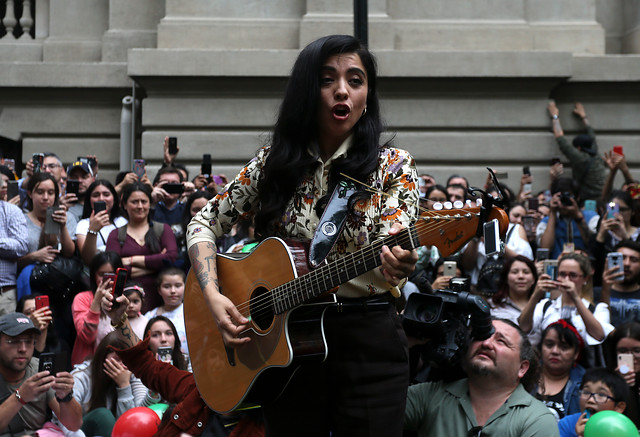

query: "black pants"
xmin=262 ymin=299 xmax=409 ymax=437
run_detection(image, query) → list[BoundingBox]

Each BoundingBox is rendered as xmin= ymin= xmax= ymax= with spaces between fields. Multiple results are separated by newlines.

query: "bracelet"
xmin=551 ymin=114 xmax=559 ymax=120
xmin=56 ymin=390 xmax=74 ymax=403
xmin=111 ymin=312 xmax=128 ymax=329
xmin=15 ymin=389 xmax=27 ymax=405
xmin=87 ymin=230 xmax=98 ymax=236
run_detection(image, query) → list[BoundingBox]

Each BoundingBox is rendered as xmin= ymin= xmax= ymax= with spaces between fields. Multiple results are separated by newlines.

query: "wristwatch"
xmin=56 ymin=390 xmax=74 ymax=403
xmin=551 ymin=114 xmax=559 ymax=120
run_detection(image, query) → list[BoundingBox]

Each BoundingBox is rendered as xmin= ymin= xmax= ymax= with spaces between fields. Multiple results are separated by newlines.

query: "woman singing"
xmin=187 ymin=35 xmax=419 ymax=436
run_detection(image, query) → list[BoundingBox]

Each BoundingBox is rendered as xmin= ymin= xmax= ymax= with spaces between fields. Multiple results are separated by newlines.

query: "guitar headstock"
xmin=415 ymin=206 xmax=508 ymax=257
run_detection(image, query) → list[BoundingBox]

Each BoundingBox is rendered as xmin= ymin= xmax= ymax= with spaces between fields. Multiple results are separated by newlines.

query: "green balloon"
xmin=584 ymin=410 xmax=639 ymax=437
xmin=148 ymin=403 xmax=169 ymax=419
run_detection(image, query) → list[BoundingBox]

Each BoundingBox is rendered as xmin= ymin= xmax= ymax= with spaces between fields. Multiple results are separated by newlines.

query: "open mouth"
xmin=332 ymin=105 xmax=350 ymax=118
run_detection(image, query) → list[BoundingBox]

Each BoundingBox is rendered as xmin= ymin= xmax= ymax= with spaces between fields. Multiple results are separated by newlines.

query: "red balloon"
xmin=112 ymin=407 xmax=161 ymax=437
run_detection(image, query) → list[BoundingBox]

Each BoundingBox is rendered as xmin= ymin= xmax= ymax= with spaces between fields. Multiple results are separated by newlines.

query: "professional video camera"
xmin=402 ymin=278 xmax=494 ymax=382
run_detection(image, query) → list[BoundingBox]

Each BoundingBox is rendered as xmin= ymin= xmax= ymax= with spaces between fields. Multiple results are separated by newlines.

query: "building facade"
xmin=1 ymin=0 xmax=639 ymax=191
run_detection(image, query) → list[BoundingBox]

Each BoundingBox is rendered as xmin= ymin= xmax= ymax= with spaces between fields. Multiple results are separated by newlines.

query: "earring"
xmin=362 ymin=106 xmax=367 ymax=116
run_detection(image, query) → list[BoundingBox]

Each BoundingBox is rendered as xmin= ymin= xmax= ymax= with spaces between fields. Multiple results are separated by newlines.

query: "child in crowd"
xmin=144 ymin=267 xmax=188 ymax=354
xmin=557 ymin=367 xmax=629 ymax=437
xmin=123 ymin=282 xmax=148 ymax=340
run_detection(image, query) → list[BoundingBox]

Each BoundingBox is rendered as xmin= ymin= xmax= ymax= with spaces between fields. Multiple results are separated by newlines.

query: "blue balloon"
xmin=584 ymin=410 xmax=639 ymax=437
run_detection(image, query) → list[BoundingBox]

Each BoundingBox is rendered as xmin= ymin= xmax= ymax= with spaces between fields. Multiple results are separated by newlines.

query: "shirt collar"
xmin=307 ymin=134 xmax=353 ymax=164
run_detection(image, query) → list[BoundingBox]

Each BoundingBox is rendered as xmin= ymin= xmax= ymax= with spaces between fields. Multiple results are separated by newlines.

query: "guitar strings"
xmin=231 ymin=209 xmax=479 ymax=319
xmin=231 ymin=172 xmax=481 ymax=318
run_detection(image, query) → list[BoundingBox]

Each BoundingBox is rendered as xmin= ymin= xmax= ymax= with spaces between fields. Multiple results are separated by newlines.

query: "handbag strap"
xmin=308 ymin=181 xmax=358 ymax=268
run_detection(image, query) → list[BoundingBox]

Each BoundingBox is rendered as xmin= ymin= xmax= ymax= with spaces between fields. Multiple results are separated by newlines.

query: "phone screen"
xmin=38 ymin=352 xmax=56 ymax=373
xmin=483 ymin=219 xmax=501 ymax=256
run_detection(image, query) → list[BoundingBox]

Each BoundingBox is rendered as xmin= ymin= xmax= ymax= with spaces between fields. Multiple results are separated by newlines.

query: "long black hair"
xmin=81 ymin=179 xmax=121 ymax=221
xmin=120 ymin=181 xmax=161 ymax=253
xmin=254 ymin=35 xmax=384 ymax=238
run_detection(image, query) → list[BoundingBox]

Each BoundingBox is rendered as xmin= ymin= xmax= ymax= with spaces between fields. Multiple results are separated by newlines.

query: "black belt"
xmin=334 ymin=294 xmax=394 ymax=313
xmin=0 ymin=285 xmax=16 ymax=294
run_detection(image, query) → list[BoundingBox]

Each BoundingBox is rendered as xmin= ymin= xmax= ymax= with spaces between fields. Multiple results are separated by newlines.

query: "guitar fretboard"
xmin=271 ymin=211 xmax=477 ymax=314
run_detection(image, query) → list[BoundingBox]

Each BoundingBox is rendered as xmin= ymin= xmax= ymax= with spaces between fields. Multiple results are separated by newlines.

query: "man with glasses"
xmin=0 ymin=312 xmax=82 ymax=435
xmin=603 ymin=241 xmax=640 ymax=327
xmin=404 ymin=319 xmax=558 ymax=436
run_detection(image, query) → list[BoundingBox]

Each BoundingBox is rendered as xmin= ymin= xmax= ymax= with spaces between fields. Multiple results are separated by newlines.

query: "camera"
xmin=560 ymin=192 xmax=574 ymax=207
xmin=403 ymin=284 xmax=494 ymax=380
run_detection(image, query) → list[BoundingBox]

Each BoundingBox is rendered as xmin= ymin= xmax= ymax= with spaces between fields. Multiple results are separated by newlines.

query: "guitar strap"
xmin=308 ymin=180 xmax=358 ymax=268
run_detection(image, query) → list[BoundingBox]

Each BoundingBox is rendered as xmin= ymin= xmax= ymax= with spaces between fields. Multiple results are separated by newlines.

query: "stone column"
xmin=157 ymin=0 xmax=304 ymax=49
xmin=102 ymin=0 xmax=164 ymax=62
xmin=43 ymin=0 xmax=108 ymax=62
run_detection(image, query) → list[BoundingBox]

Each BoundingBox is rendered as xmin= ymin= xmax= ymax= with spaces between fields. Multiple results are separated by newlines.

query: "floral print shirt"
xmin=187 ymin=137 xmax=419 ymax=298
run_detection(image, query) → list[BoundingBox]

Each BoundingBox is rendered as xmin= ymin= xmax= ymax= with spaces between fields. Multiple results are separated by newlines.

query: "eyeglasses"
xmin=42 ymin=163 xmax=61 ymax=170
xmin=557 ymin=271 xmax=584 ymax=280
xmin=3 ymin=338 xmax=35 ymax=347
xmin=579 ymin=389 xmax=616 ymax=404
xmin=617 ymin=347 xmax=640 ymax=356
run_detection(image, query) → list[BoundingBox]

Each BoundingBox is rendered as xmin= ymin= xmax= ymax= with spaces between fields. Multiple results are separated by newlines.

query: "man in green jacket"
xmin=404 ymin=319 xmax=559 ymax=437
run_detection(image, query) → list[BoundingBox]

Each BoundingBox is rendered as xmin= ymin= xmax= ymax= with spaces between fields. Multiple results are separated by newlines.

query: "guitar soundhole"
xmin=250 ymin=287 xmax=275 ymax=331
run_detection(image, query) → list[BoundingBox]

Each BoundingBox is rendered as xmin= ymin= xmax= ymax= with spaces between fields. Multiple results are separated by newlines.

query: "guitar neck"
xmin=271 ymin=209 xmax=485 ymax=314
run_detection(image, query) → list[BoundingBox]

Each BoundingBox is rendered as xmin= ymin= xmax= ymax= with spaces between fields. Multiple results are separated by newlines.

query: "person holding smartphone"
xmin=75 ymin=180 xmax=128 ymax=266
xmin=605 ymin=322 xmax=640 ymax=427
xmin=600 ymin=241 xmax=640 ymax=328
xmin=71 ymin=251 xmax=123 ymax=366
xmin=64 ymin=160 xmax=96 ymax=223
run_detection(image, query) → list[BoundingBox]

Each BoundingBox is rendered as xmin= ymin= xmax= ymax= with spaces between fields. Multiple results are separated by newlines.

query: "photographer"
xmin=404 ymin=319 xmax=558 ymax=436
xmin=537 ymin=177 xmax=596 ymax=259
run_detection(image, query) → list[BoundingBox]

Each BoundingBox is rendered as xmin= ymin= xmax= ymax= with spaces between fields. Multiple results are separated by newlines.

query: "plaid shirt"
xmin=0 ymin=201 xmax=29 ymax=287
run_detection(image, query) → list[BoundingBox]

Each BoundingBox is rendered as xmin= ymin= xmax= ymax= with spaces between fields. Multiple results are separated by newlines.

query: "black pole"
xmin=354 ymin=0 xmax=368 ymax=46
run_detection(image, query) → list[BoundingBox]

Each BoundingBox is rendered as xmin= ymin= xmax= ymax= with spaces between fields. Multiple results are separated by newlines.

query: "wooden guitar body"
xmin=185 ymin=238 xmax=334 ymax=413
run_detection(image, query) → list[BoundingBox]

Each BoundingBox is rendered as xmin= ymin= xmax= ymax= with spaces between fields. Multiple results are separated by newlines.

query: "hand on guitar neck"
xmin=379 ymin=222 xmax=418 ymax=285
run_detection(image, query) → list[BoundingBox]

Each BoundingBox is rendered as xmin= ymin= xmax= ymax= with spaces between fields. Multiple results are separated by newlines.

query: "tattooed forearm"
xmin=118 ymin=323 xmax=140 ymax=348
xmin=188 ymin=242 xmax=218 ymax=290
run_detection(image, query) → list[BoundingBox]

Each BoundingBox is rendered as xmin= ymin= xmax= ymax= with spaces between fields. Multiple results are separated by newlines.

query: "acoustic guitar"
xmin=185 ymin=206 xmax=508 ymax=413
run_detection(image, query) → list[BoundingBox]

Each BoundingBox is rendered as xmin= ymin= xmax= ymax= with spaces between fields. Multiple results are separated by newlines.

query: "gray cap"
xmin=0 ymin=312 xmax=40 ymax=337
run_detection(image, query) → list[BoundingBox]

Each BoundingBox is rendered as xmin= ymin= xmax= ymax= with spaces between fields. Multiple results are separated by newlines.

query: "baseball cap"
xmin=0 ymin=312 xmax=40 ymax=336
xmin=66 ymin=161 xmax=93 ymax=177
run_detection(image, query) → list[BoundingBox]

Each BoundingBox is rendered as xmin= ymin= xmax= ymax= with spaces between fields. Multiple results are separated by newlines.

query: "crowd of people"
xmin=0 ymin=33 xmax=639 ymax=437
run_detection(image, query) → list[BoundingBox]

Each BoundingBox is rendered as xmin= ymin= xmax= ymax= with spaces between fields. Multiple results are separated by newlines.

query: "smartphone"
xmin=618 ymin=353 xmax=634 ymax=373
xmin=4 ymin=158 xmax=15 ymax=171
xmin=536 ymin=248 xmax=550 ymax=261
xmin=35 ymin=295 xmax=49 ymax=311
xmin=523 ymin=183 xmax=532 ymax=194
xmin=38 ymin=352 xmax=56 ymax=373
xmin=163 ymin=183 xmax=184 ymax=194
xmin=607 ymin=252 xmax=624 ymax=276
xmin=584 ymin=199 xmax=596 ymax=212
xmin=550 ymin=157 xmax=561 ymax=166
xmin=483 ymin=219 xmax=501 ymax=256
xmin=522 ymin=166 xmax=531 ymax=176
xmin=66 ymin=179 xmax=80 ymax=195
xmin=201 ymin=154 xmax=212 ymax=178
xmin=7 ymin=180 xmax=19 ymax=201
xmin=168 ymin=137 xmax=178 ymax=155
xmin=607 ymin=202 xmax=619 ymax=219
xmin=93 ymin=201 xmax=107 ymax=214
xmin=527 ymin=197 xmax=539 ymax=211
xmin=443 ymin=261 xmax=457 ymax=277
xmin=563 ymin=242 xmax=575 ymax=253
xmin=157 ymin=346 xmax=173 ymax=364
xmin=522 ymin=215 xmax=536 ymax=233
xmin=77 ymin=156 xmax=88 ymax=164
xmin=111 ymin=267 xmax=129 ymax=310
xmin=44 ymin=207 xmax=60 ymax=235
xmin=543 ymin=259 xmax=558 ymax=280
xmin=213 ymin=175 xmax=225 ymax=185
xmin=133 ymin=159 xmax=145 ymax=179
xmin=32 ymin=153 xmax=44 ymax=173
xmin=613 ymin=145 xmax=624 ymax=156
